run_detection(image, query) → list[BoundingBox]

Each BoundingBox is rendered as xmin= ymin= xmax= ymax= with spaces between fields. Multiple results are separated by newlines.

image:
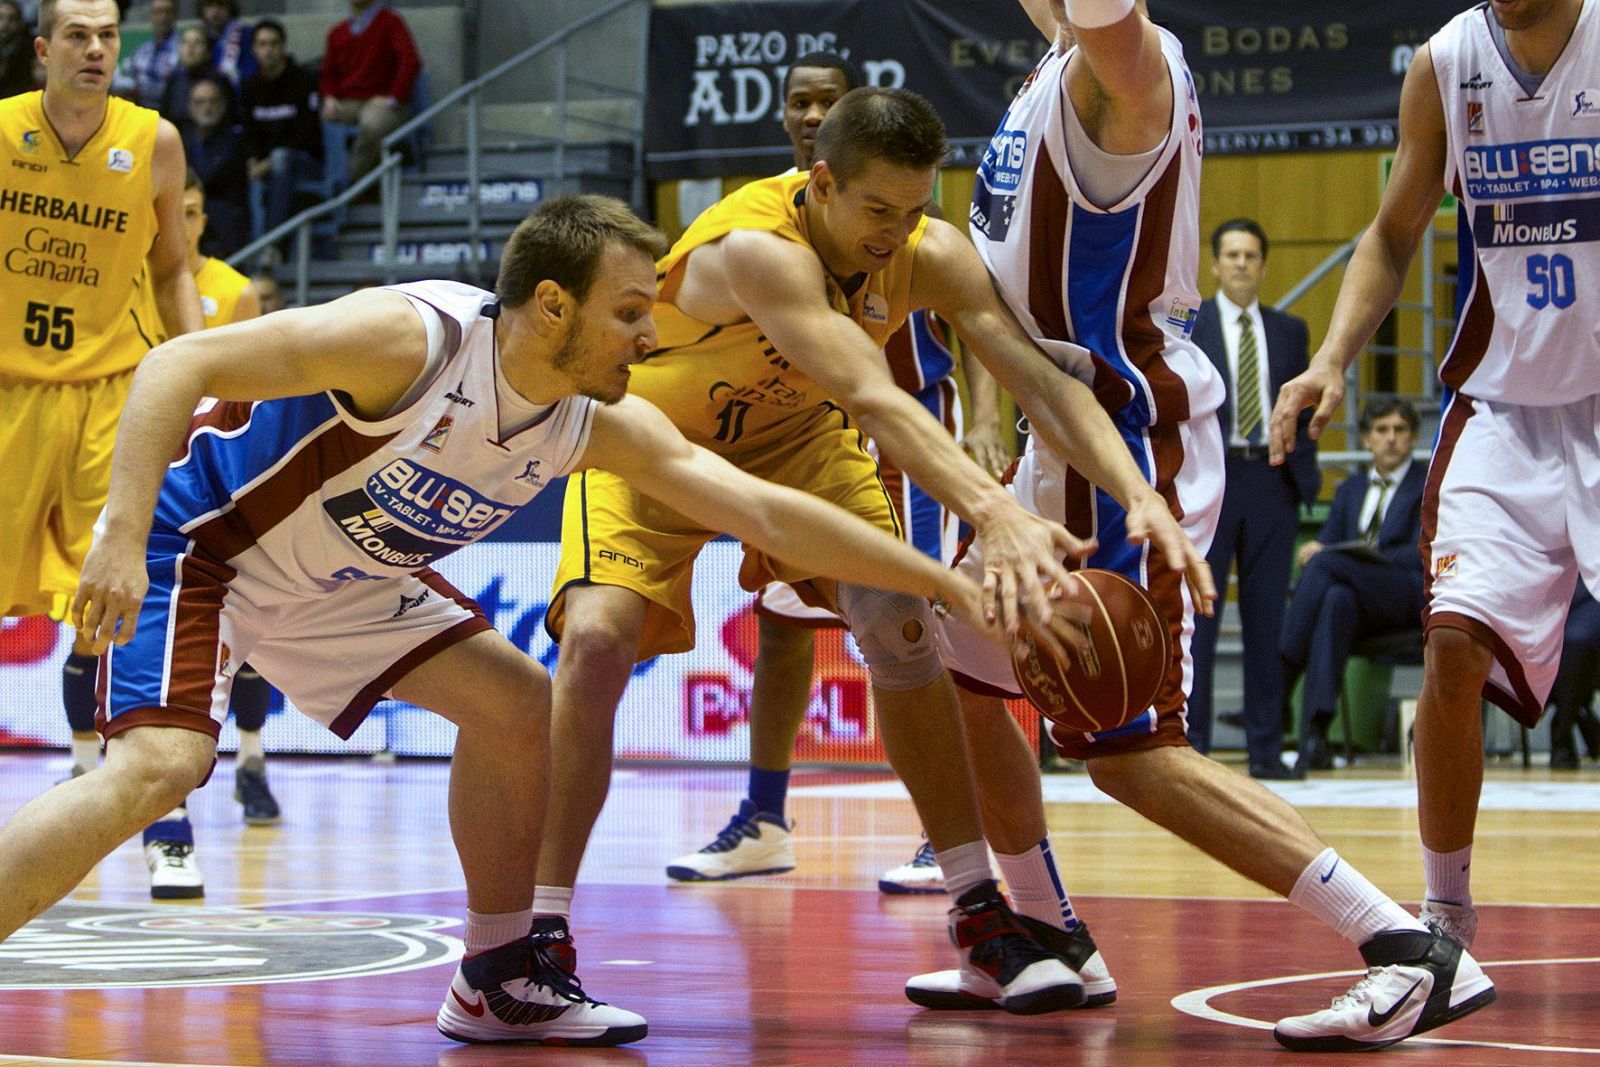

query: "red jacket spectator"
xmin=319 ymin=2 xmax=421 ymax=105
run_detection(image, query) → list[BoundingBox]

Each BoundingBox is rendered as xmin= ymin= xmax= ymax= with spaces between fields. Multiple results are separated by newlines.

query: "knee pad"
xmin=231 ymin=665 xmax=271 ymax=731
xmin=835 ymin=583 xmax=945 ymax=692
xmin=62 ymin=651 xmax=100 ymax=734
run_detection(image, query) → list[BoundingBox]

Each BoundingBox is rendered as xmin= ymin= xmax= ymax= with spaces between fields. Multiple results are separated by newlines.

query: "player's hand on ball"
xmin=974 ymin=505 xmax=1096 ymax=638
xmin=1018 ymin=576 xmax=1095 ymax=665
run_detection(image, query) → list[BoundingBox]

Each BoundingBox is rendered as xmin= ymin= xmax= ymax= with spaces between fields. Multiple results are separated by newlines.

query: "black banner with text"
xmin=644 ymin=0 xmax=1469 ymax=178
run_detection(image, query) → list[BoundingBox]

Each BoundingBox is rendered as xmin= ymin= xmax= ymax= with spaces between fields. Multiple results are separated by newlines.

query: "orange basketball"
xmin=1010 ymin=569 xmax=1171 ymax=734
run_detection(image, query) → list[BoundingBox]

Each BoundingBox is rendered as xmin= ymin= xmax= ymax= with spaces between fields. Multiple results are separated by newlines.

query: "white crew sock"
xmin=532 ymin=884 xmax=573 ymax=921
xmin=464 ymin=907 xmax=532 ymax=956
xmin=237 ymin=729 xmax=265 ymax=766
xmin=1422 ymin=843 xmax=1473 ymax=907
xmin=934 ymin=840 xmax=993 ymax=900
xmin=995 ymin=837 xmax=1079 ymax=930
xmin=70 ymin=735 xmax=100 ymax=774
xmin=1290 ymin=847 xmax=1427 ymax=945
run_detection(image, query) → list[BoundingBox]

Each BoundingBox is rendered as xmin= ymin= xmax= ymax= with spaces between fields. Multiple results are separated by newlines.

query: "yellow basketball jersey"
xmin=637 ymin=171 xmax=927 ymax=454
xmin=194 ymin=255 xmax=250 ymax=328
xmin=0 ymin=91 xmax=162 ymax=382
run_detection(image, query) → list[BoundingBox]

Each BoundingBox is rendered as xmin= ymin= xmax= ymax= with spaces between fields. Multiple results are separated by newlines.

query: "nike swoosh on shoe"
xmin=452 ymin=988 xmax=487 ymax=1018
xmin=1367 ymin=977 xmax=1425 ymax=1028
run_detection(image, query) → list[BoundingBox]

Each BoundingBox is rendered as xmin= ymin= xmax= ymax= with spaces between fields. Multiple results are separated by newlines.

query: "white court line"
xmin=241 ymin=884 xmax=467 ymax=910
xmin=1172 ymin=956 xmax=1600 ymax=1054
xmin=794 ymin=775 xmax=1600 ymax=812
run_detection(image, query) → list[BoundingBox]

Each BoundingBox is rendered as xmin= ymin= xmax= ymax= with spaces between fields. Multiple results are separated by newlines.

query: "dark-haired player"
xmin=539 ymin=85 xmax=1209 ymax=1025
xmin=664 ymin=51 xmax=1012 ymax=894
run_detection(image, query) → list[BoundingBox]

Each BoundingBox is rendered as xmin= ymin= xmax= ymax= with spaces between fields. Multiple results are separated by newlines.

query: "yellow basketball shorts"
xmin=0 ymin=370 xmax=133 ymax=620
xmin=547 ymin=411 xmax=901 ymax=660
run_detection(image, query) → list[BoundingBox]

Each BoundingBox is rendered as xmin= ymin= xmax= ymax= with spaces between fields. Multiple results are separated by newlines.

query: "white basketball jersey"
xmin=1434 ymin=0 xmax=1600 ymax=404
xmin=156 ymin=280 xmax=596 ymax=591
xmin=969 ymin=27 xmax=1223 ymax=428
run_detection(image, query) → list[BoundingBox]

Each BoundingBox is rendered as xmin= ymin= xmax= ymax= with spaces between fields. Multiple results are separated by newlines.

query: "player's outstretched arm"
xmin=721 ymin=229 xmax=1085 ymax=635
xmin=146 ymin=117 xmax=205 ymax=339
xmin=956 ymin=336 xmax=1012 ymax=479
xmin=913 ymin=219 xmax=1216 ymax=616
xmin=1063 ymin=1 xmax=1167 ymax=99
xmin=1270 ymin=45 xmax=1448 ymax=462
xmin=580 ymin=396 xmax=990 ymax=635
xmin=73 ymin=290 xmax=432 ymax=652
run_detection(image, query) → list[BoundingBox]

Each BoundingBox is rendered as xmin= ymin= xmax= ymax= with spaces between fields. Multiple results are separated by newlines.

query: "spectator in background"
xmin=1548 ymin=585 xmax=1600 ymax=770
xmin=1189 ymin=218 xmax=1320 ymax=779
xmin=319 ymin=0 xmax=421 ymax=184
xmin=182 ymin=73 xmax=248 ymax=255
xmin=159 ymin=24 xmax=223 ymax=124
xmin=199 ymin=0 xmax=252 ymax=90
xmin=0 ymin=0 xmax=33 ymax=97
xmin=241 ymin=19 xmax=321 ymax=239
xmin=1281 ymin=399 xmax=1426 ymax=775
xmin=124 ymin=0 xmax=177 ymax=106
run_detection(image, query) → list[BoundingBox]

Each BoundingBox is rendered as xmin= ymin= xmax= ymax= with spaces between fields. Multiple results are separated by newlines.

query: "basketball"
xmin=1010 ymin=569 xmax=1171 ymax=734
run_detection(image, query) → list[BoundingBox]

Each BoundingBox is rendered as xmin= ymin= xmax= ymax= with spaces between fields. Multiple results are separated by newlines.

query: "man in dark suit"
xmin=1283 ymin=398 xmax=1426 ymax=774
xmin=1189 ymin=219 xmax=1320 ymax=778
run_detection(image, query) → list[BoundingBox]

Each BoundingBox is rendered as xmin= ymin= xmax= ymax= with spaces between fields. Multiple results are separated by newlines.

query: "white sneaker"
xmin=879 ymin=837 xmax=946 ymax=895
xmin=906 ymin=883 xmax=1084 ymax=1016
xmin=665 ymin=800 xmax=794 ymax=881
xmin=436 ymin=919 xmax=647 ymax=1046
xmin=145 ymin=839 xmax=204 ymax=900
xmin=1420 ymin=899 xmax=1478 ymax=950
xmin=1274 ymin=929 xmax=1495 ymax=1052
xmin=907 ymin=915 xmax=1115 ymax=1010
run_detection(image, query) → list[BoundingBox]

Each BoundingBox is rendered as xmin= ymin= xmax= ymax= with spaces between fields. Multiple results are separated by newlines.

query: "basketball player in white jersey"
xmin=926 ymin=0 xmax=1496 ymax=1050
xmin=0 ymin=195 xmax=991 ymax=1048
xmin=1272 ymin=0 xmax=1598 ymax=971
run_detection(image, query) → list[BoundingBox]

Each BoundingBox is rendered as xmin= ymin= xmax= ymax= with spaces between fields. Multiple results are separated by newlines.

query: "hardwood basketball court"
xmin=0 ymin=752 xmax=1596 ymax=1065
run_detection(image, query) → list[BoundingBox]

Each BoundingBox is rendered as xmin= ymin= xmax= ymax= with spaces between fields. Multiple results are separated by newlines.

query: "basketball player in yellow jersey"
xmin=0 ymin=1 xmax=201 ymax=792
xmin=183 ymin=170 xmax=259 ymax=328
xmin=539 ymin=87 xmax=1215 ymax=1021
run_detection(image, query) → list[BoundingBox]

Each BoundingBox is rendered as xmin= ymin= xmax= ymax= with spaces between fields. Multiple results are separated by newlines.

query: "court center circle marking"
xmin=1172 ymin=956 xmax=1600 ymax=1054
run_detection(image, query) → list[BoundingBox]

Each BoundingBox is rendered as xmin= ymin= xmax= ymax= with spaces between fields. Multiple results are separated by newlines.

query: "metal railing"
xmin=1272 ymin=223 xmax=1458 ymax=451
xmin=228 ymin=0 xmax=648 ymax=304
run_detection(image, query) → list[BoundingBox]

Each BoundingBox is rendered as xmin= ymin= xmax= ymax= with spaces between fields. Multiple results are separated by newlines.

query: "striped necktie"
xmin=1363 ymin=476 xmax=1394 ymax=545
xmin=1235 ymin=312 xmax=1262 ymax=444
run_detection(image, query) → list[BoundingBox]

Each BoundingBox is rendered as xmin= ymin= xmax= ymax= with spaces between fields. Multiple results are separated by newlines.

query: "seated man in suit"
xmin=1283 ymin=398 xmax=1425 ymax=774
xmin=1189 ymin=218 xmax=1320 ymax=777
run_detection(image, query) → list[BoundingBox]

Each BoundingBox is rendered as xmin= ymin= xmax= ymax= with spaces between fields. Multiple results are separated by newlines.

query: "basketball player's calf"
xmin=394 ymin=630 xmax=647 ymax=1048
xmin=0 ymin=723 xmax=211 ymax=942
xmin=921 ymin=689 xmax=1496 ymax=1050
xmin=839 ymin=583 xmax=1087 ymax=1014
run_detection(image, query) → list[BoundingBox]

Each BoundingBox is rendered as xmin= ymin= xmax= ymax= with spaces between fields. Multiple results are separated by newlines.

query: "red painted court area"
xmin=2 ymin=888 xmax=1596 ymax=1064
xmin=0 ymin=759 xmax=1597 ymax=1065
